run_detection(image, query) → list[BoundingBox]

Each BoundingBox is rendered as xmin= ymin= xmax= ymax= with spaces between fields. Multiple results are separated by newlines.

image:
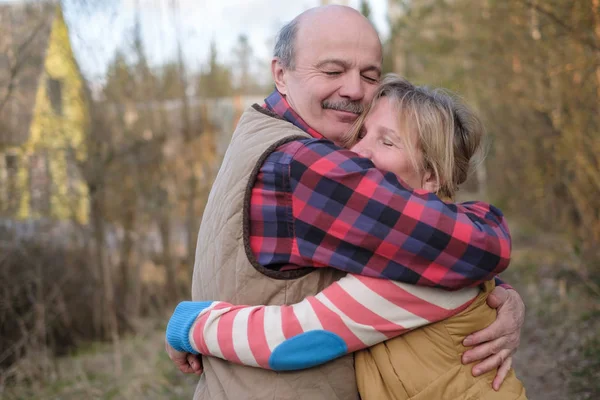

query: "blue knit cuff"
xmin=166 ymin=301 xmax=213 ymax=354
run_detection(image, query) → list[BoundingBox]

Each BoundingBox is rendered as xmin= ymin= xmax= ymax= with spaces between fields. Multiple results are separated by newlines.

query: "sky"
xmin=18 ymin=0 xmax=390 ymax=84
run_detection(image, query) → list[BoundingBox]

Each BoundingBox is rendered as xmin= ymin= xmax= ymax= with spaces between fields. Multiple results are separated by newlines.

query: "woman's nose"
xmin=351 ymin=143 xmax=372 ymax=160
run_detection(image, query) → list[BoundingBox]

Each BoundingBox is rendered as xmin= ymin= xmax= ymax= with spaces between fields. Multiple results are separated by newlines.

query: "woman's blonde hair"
xmin=344 ymin=74 xmax=484 ymax=199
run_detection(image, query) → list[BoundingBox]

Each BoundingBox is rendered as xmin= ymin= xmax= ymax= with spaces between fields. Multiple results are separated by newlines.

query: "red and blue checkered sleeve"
xmin=287 ymin=139 xmax=511 ymax=290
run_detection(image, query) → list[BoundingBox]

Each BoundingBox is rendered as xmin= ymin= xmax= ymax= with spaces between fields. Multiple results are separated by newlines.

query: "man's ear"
xmin=271 ymin=58 xmax=288 ymax=95
xmin=422 ymin=169 xmax=440 ymax=193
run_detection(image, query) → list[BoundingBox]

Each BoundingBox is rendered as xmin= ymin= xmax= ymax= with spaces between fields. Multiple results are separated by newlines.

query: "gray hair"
xmin=273 ymin=18 xmax=299 ymax=69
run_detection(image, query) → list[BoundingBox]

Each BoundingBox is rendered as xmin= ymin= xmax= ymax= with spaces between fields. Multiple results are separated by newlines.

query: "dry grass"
xmin=507 ymin=224 xmax=600 ymax=400
xmin=1 ymin=220 xmax=597 ymax=400
xmin=0 ymin=319 xmax=199 ymax=400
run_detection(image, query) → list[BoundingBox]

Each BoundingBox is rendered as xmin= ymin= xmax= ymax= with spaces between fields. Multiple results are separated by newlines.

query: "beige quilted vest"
xmin=190 ymin=105 xmax=358 ymax=400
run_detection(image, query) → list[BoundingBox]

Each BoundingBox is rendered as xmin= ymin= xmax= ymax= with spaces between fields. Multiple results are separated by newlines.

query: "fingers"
xmin=464 ymin=290 xmax=524 ymax=347
xmin=463 ymin=318 xmax=512 ymax=347
xmin=471 ymin=348 xmax=512 ymax=377
xmin=178 ymin=362 xmax=195 ymax=374
xmin=165 ymin=338 xmax=203 ymax=375
xmin=486 ymin=286 xmax=509 ymax=309
xmin=187 ymin=353 xmax=204 ymax=375
xmin=174 ymin=354 xmax=203 ymax=375
xmin=462 ymin=334 xmax=508 ymax=364
xmin=493 ymin=356 xmax=513 ymax=391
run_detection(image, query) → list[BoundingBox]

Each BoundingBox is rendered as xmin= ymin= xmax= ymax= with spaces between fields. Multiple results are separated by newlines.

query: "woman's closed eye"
xmin=382 ymin=139 xmax=394 ymax=147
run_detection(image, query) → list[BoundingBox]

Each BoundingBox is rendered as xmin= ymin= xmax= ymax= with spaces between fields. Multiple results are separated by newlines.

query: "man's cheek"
xmin=363 ymin=87 xmax=377 ymax=102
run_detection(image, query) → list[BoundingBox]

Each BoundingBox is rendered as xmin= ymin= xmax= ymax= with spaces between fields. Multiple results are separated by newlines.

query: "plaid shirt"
xmin=249 ymin=90 xmax=511 ymax=290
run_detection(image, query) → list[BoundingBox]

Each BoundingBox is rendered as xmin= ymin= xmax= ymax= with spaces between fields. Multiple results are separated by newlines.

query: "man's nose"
xmin=339 ymin=72 xmax=364 ymax=101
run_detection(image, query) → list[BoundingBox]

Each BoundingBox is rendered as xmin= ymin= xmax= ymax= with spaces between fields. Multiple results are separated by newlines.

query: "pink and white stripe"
xmin=190 ymin=273 xmax=480 ymax=369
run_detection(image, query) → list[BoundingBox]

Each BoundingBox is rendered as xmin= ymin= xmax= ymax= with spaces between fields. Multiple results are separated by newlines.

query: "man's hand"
xmin=165 ymin=337 xmax=204 ymax=376
xmin=461 ymin=286 xmax=525 ymax=391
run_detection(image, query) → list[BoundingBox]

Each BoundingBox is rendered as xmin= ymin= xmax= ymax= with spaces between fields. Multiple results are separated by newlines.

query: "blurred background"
xmin=0 ymin=0 xmax=598 ymax=399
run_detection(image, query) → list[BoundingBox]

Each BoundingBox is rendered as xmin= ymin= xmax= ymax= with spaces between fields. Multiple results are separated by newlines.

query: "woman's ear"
xmin=271 ymin=58 xmax=288 ymax=95
xmin=421 ymin=169 xmax=440 ymax=193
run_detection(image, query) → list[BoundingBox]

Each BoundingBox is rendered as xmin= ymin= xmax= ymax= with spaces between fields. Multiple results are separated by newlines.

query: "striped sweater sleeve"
xmin=167 ymin=274 xmax=481 ymax=371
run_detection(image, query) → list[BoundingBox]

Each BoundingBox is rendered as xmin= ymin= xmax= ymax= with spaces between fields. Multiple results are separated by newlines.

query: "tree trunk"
xmin=185 ymin=171 xmax=198 ymax=276
xmin=159 ymin=212 xmax=177 ymax=304
xmin=118 ymin=207 xmax=136 ymax=319
xmin=87 ymin=187 xmax=103 ymax=338
xmin=34 ymin=255 xmax=49 ymax=376
xmin=593 ymin=0 xmax=600 ymax=104
xmin=90 ymin=183 xmax=122 ymax=374
xmin=130 ymin=240 xmax=142 ymax=317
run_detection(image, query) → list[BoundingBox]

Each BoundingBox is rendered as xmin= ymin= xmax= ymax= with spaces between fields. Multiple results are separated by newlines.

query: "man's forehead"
xmin=288 ymin=7 xmax=382 ymax=71
xmin=315 ymin=57 xmax=382 ymax=74
xmin=298 ymin=24 xmax=379 ymax=47
xmin=296 ymin=32 xmax=381 ymax=65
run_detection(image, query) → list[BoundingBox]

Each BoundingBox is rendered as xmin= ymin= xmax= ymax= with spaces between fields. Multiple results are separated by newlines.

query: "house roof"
xmin=0 ymin=1 xmax=56 ymax=148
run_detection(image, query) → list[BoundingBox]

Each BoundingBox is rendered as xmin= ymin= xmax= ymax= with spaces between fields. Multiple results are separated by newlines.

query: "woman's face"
xmin=350 ymin=97 xmax=429 ymax=190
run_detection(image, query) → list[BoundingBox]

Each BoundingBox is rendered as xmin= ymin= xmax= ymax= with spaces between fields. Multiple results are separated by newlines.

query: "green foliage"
xmin=388 ymin=2 xmax=600 ymax=397
xmin=389 ymin=0 xmax=600 ymax=267
xmin=104 ymin=51 xmax=135 ymax=100
xmin=231 ymin=34 xmax=266 ymax=95
xmin=359 ymin=0 xmax=373 ymax=21
xmin=197 ymin=40 xmax=233 ymax=98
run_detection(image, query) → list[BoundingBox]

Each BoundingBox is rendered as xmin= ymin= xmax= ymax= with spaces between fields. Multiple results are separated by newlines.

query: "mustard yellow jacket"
xmin=356 ymin=281 xmax=527 ymax=400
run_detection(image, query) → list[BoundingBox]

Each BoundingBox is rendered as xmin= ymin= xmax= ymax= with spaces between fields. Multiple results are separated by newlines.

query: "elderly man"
xmin=167 ymin=5 xmax=525 ymax=400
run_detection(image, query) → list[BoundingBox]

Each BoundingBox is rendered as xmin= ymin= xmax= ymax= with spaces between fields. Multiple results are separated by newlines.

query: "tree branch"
xmin=518 ymin=0 xmax=600 ymax=52
xmin=0 ymin=19 xmax=50 ymax=114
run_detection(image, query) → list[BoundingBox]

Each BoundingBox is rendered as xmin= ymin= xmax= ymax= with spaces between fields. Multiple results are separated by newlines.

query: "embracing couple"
xmin=165 ymin=5 xmax=527 ymax=400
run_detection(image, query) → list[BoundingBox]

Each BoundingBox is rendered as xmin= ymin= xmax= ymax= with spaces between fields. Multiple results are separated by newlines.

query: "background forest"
xmin=0 ymin=1 xmax=598 ymax=399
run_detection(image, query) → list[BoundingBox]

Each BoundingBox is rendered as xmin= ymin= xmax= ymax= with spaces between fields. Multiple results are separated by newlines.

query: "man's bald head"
xmin=271 ymin=5 xmax=383 ymax=143
xmin=274 ymin=5 xmax=381 ymax=70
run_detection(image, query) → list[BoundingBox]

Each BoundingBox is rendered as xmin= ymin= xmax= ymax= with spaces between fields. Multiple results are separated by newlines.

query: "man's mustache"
xmin=322 ymin=100 xmax=364 ymax=115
